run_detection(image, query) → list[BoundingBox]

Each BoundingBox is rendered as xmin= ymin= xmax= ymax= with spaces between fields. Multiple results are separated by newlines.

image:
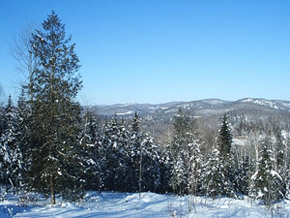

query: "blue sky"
xmin=0 ymin=0 xmax=290 ymax=105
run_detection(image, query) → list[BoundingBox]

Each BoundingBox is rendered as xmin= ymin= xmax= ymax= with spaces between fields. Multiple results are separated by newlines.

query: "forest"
xmin=1 ymin=11 xmax=290 ymax=209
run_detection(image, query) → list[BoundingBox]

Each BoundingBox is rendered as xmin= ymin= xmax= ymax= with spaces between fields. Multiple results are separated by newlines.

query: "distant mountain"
xmin=86 ymin=98 xmax=290 ymax=145
xmin=88 ymin=98 xmax=290 ymax=119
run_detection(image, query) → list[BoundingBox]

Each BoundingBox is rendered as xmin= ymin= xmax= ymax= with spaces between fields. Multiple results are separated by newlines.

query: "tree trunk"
xmin=50 ymin=175 xmax=56 ymax=204
xmin=139 ymin=152 xmax=142 ymax=198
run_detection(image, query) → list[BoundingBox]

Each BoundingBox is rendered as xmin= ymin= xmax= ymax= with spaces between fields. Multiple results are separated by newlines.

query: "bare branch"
xmin=9 ymin=22 xmax=39 ymax=82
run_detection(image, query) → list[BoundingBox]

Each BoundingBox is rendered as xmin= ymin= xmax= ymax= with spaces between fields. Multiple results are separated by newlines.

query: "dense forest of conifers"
xmin=0 ymin=11 xmax=290 ymax=206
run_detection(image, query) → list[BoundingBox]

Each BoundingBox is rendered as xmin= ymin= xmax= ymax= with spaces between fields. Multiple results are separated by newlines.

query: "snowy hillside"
xmin=239 ymin=98 xmax=290 ymax=111
xmin=89 ymin=98 xmax=290 ymax=118
xmin=0 ymin=192 xmax=289 ymax=217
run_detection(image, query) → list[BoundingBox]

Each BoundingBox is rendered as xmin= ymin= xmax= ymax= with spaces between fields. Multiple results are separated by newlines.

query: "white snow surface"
xmin=240 ymin=98 xmax=279 ymax=109
xmin=0 ymin=192 xmax=290 ymax=217
xmin=232 ymin=138 xmax=248 ymax=146
xmin=116 ymin=110 xmax=135 ymax=116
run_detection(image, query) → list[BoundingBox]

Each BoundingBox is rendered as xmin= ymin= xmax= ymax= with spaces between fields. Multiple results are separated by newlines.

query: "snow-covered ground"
xmin=0 ymin=191 xmax=289 ymax=217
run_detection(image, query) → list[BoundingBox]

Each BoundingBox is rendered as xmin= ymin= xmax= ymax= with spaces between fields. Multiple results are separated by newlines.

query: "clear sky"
xmin=0 ymin=0 xmax=290 ymax=105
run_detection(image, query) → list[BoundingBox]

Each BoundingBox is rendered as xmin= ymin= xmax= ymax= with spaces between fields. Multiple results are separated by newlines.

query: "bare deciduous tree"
xmin=9 ymin=23 xmax=39 ymax=89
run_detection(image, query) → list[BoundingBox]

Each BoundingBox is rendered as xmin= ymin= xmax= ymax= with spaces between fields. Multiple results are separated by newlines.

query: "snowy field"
xmin=0 ymin=191 xmax=290 ymax=217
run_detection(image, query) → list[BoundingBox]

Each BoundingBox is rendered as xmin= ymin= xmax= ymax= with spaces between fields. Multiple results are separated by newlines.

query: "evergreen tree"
xmin=170 ymin=109 xmax=191 ymax=195
xmin=188 ymin=141 xmax=202 ymax=196
xmin=170 ymin=149 xmax=187 ymax=195
xmin=0 ymin=96 xmax=16 ymax=185
xmin=80 ymin=109 xmax=103 ymax=191
xmin=249 ymin=141 xmax=284 ymax=205
xmin=131 ymin=111 xmax=140 ymax=134
xmin=26 ymin=11 xmax=83 ymax=204
xmin=217 ymin=114 xmax=232 ymax=160
xmin=170 ymin=108 xmax=202 ymax=195
xmin=0 ymin=105 xmax=4 ymax=137
xmin=201 ymin=114 xmax=237 ymax=198
xmin=235 ymin=155 xmax=251 ymax=196
xmin=117 ymin=117 xmax=131 ymax=191
xmin=0 ymin=95 xmax=25 ymax=188
xmin=102 ymin=115 xmax=128 ymax=191
xmin=218 ymin=114 xmax=238 ymax=196
xmin=171 ymin=108 xmax=191 ymax=157
xmin=128 ymin=111 xmax=142 ymax=192
xmin=139 ymin=133 xmax=161 ymax=193
xmin=201 ymin=148 xmax=225 ymax=199
xmin=11 ymin=90 xmax=27 ymax=188
xmin=158 ymin=143 xmax=173 ymax=193
xmin=273 ymin=125 xmax=287 ymax=190
xmin=285 ymin=170 xmax=290 ymax=200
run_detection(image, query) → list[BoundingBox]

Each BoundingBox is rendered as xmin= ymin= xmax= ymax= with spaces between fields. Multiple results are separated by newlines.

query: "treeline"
xmin=1 ymin=94 xmax=290 ymax=206
xmin=167 ymin=109 xmax=290 ymax=206
xmin=1 ymin=11 xmax=290 ymax=206
xmin=0 ymin=98 xmax=166 ymax=195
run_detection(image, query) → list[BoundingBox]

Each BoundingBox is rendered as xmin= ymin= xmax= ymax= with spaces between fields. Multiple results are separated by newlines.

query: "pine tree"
xmin=0 ymin=95 xmax=25 ymax=189
xmin=117 ymin=117 xmax=131 ymax=191
xmin=201 ymin=114 xmax=237 ymax=198
xmin=158 ymin=143 xmax=173 ymax=193
xmin=235 ymin=155 xmax=251 ymax=196
xmin=273 ymin=125 xmax=287 ymax=193
xmin=11 ymin=90 xmax=27 ymax=188
xmin=171 ymin=108 xmax=191 ymax=157
xmin=170 ymin=108 xmax=202 ymax=195
xmin=170 ymin=150 xmax=187 ymax=195
xmin=139 ymin=133 xmax=161 ymax=193
xmin=285 ymin=170 xmax=290 ymax=200
xmin=80 ymin=109 xmax=103 ymax=191
xmin=0 ymin=105 xmax=4 ymax=138
xmin=128 ymin=111 xmax=142 ymax=192
xmin=249 ymin=141 xmax=284 ymax=205
xmin=26 ymin=11 xmax=83 ymax=204
xmin=188 ymin=141 xmax=202 ymax=196
xmin=217 ymin=114 xmax=232 ymax=160
xmin=18 ymin=88 xmax=36 ymax=192
xmin=102 ymin=115 xmax=128 ymax=191
xmin=0 ymin=96 xmax=16 ymax=185
xmin=170 ymin=109 xmax=191 ymax=195
xmin=131 ymin=111 xmax=140 ymax=134
xmin=201 ymin=148 xmax=225 ymax=199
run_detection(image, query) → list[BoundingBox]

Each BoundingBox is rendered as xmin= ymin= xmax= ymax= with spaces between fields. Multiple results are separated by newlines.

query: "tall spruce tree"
xmin=201 ymin=113 xmax=237 ymax=198
xmin=218 ymin=114 xmax=232 ymax=160
xmin=26 ymin=11 xmax=83 ymax=204
xmin=249 ymin=141 xmax=284 ymax=205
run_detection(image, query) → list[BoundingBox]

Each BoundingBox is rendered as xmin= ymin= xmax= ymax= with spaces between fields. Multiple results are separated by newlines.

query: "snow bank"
xmin=0 ymin=192 xmax=289 ymax=217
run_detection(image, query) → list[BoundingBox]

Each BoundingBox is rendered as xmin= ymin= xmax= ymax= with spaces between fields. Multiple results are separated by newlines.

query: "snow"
xmin=201 ymin=99 xmax=225 ymax=105
xmin=232 ymin=138 xmax=247 ymax=146
xmin=0 ymin=192 xmax=289 ymax=217
xmin=240 ymin=98 xmax=279 ymax=109
xmin=116 ymin=110 xmax=135 ymax=116
xmin=148 ymin=106 xmax=168 ymax=110
xmin=251 ymin=171 xmax=258 ymax=180
xmin=270 ymin=170 xmax=283 ymax=181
